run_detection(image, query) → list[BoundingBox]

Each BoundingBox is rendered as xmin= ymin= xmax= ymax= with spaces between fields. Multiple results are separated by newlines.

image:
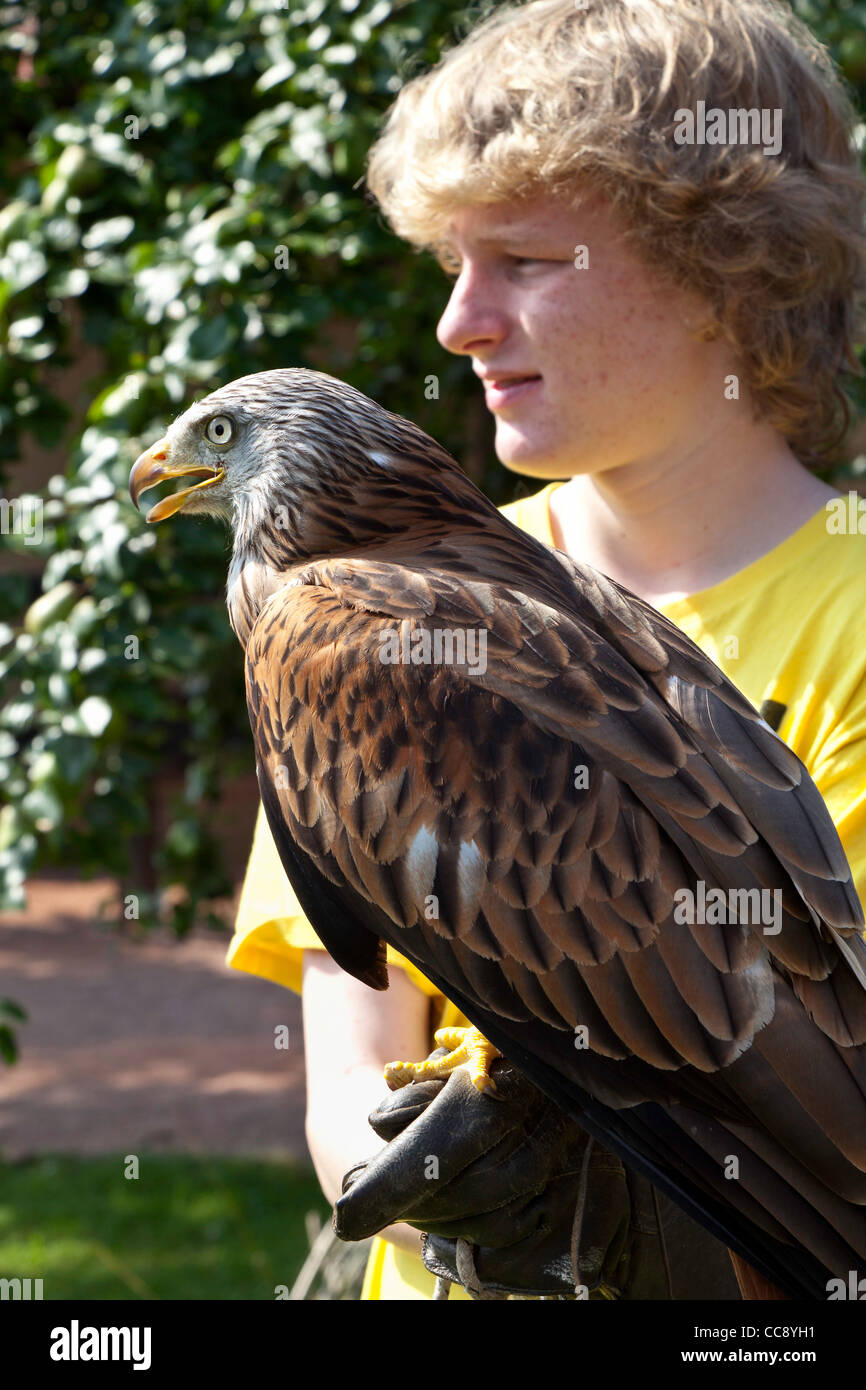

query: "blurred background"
xmin=1 ymin=0 xmax=865 ymax=1300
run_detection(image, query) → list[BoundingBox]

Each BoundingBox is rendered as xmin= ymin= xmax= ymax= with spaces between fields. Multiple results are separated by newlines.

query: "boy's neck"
xmin=548 ymin=432 xmax=838 ymax=608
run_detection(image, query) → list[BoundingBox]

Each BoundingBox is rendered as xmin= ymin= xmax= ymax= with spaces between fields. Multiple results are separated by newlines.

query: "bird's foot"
xmin=384 ymin=1026 xmax=501 ymax=1094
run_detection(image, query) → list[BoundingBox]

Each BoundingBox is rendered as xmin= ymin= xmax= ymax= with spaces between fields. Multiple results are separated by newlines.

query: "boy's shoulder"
xmin=801 ymin=494 xmax=866 ymax=601
xmin=497 ymin=481 xmax=561 ymax=544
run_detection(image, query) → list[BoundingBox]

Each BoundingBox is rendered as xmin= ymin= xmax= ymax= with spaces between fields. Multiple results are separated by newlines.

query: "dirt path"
xmin=0 ymin=878 xmax=306 ymax=1160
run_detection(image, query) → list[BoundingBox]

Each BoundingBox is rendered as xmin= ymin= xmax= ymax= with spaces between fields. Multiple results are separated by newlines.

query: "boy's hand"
xmin=334 ymin=1048 xmax=736 ymax=1299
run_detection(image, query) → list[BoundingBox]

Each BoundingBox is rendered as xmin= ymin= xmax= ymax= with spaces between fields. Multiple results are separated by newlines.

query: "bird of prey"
xmin=130 ymin=368 xmax=866 ymax=1299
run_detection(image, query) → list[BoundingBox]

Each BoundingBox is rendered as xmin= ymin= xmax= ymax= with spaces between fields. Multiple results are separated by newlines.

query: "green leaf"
xmin=76 ymin=696 xmax=114 ymax=738
xmin=0 ymin=999 xmax=28 ymax=1022
xmin=0 ymin=241 xmax=48 ymax=294
xmin=24 ymin=581 xmax=78 ymax=635
xmin=81 ymin=216 xmax=135 ymax=250
xmin=0 ymin=1026 xmax=19 ymax=1065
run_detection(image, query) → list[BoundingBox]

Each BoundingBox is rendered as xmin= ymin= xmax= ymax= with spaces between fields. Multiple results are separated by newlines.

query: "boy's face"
xmin=435 ymin=192 xmax=734 ymax=480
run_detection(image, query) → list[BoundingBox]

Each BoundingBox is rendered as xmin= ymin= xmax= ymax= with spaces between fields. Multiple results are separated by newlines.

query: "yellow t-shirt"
xmin=227 ymin=481 xmax=866 ymax=1299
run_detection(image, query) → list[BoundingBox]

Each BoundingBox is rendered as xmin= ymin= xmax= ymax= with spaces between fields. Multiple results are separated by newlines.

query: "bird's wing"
xmin=244 ymin=554 xmax=866 ymax=1291
xmin=246 ymin=554 xmax=866 ymax=1055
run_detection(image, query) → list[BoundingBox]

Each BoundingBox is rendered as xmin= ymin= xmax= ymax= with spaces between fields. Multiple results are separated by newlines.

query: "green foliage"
xmin=0 ymin=0 xmax=486 ymax=947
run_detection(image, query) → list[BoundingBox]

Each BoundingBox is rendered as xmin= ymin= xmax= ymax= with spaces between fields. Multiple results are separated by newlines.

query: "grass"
xmin=0 ymin=1153 xmax=330 ymax=1299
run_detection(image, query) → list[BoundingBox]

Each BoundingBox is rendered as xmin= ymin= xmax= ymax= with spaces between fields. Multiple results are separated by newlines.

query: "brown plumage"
xmin=130 ymin=368 xmax=866 ymax=1298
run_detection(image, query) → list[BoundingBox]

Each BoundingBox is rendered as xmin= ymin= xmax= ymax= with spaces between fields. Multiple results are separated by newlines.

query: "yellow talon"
xmin=384 ymin=1026 xmax=501 ymax=1093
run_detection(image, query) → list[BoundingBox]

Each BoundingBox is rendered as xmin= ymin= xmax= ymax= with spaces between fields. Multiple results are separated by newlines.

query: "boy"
xmin=229 ymin=0 xmax=866 ymax=1298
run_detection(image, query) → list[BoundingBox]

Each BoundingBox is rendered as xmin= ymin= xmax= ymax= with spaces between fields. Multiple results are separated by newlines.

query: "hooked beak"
xmin=129 ymin=439 xmax=225 ymax=522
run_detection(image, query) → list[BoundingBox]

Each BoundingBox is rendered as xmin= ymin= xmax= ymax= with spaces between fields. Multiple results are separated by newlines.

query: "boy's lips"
xmin=479 ymin=372 xmax=543 ymax=411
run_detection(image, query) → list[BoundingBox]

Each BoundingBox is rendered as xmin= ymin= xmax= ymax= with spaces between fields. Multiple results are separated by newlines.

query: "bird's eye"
xmin=205 ymin=414 xmax=236 ymax=447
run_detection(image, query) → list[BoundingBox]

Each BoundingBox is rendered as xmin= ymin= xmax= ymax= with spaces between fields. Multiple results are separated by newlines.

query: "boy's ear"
xmin=683 ymin=312 xmax=721 ymax=343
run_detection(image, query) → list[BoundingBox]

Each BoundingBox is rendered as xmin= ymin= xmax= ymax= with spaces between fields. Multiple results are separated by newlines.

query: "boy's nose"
xmin=436 ymin=271 xmax=507 ymax=357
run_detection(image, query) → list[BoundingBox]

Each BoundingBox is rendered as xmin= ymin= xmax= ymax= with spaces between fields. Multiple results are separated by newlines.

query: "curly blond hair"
xmin=366 ymin=0 xmax=866 ymax=467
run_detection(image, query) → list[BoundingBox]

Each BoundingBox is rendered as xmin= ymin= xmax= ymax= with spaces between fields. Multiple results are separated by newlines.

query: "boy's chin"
xmin=495 ymin=425 xmax=581 ymax=481
xmin=497 ymin=447 xmax=577 ymax=482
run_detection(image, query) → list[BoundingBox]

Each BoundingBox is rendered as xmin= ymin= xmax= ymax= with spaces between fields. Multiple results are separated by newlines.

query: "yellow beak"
xmin=129 ymin=439 xmax=225 ymax=522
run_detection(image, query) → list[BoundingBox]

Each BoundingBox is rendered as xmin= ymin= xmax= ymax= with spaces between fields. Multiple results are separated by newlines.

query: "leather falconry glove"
xmin=334 ymin=1048 xmax=741 ymax=1301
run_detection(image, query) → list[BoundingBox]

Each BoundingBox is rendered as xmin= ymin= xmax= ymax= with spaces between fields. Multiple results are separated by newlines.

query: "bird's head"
xmin=129 ymin=367 xmax=488 ymax=565
xmin=129 ymin=369 xmax=357 ymax=531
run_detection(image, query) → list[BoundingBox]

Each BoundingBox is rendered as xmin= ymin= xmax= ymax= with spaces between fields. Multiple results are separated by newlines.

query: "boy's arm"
xmin=302 ymin=950 xmax=429 ymax=1257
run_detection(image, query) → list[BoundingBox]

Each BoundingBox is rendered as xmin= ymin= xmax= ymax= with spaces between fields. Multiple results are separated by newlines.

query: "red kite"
xmin=130 ymin=369 xmax=866 ymax=1298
